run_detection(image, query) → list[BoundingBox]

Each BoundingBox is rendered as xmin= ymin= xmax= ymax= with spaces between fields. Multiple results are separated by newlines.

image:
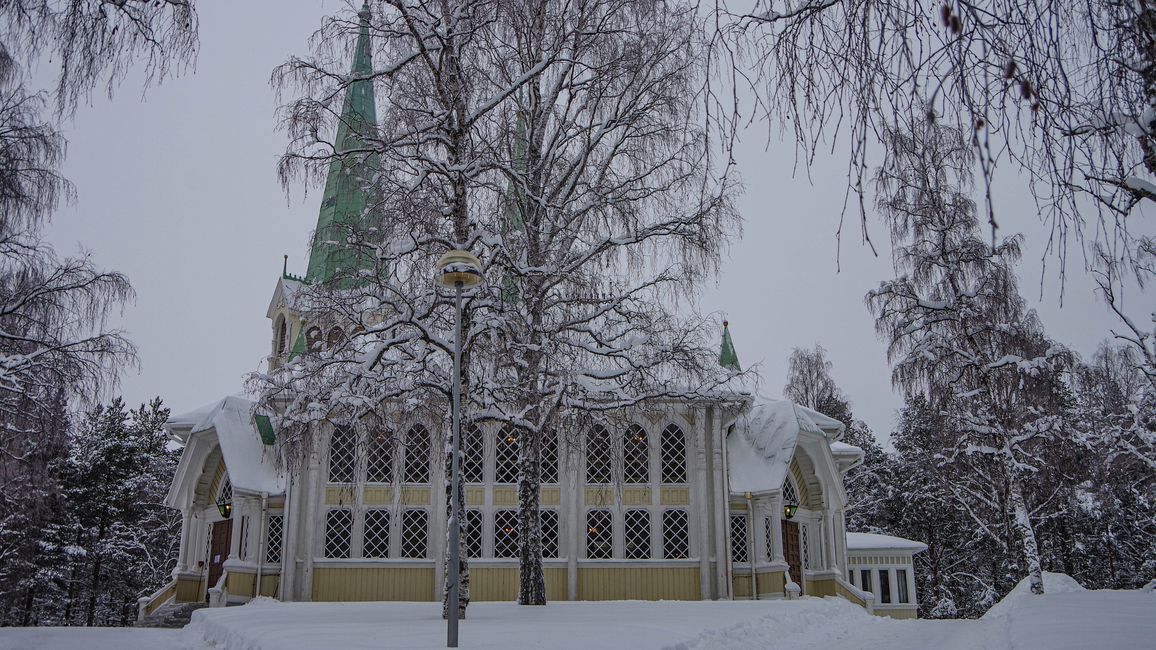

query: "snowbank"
xmin=982 ymin=572 xmax=1085 ymax=620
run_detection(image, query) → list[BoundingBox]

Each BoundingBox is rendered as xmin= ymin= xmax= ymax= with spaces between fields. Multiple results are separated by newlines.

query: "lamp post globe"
xmin=435 ymin=249 xmax=483 ymax=290
xmin=435 ymin=248 xmax=482 ymax=648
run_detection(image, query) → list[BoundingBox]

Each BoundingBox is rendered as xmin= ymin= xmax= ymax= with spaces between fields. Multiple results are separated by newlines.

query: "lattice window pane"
xmin=540 ymin=432 xmax=558 ymax=484
xmin=363 ymin=509 xmax=390 ymax=558
xmin=586 ymin=425 xmax=612 ymax=484
xmin=266 ymin=514 xmax=283 ymax=564
xmin=495 ymin=425 xmax=519 ymax=484
xmin=494 ymin=509 xmax=519 ymax=558
xmin=662 ymin=509 xmax=689 ymax=559
xmin=403 ymin=425 xmax=431 ymax=483
xmin=328 ymin=425 xmax=355 ymax=483
xmin=801 ymin=522 xmax=811 ymax=569
xmin=541 ymin=509 xmax=559 ymax=558
xmin=660 ymin=424 xmax=687 ymax=483
xmin=624 ymin=509 xmax=651 ymax=559
xmin=465 ymin=509 xmax=483 ymax=558
xmin=401 ymin=509 xmax=428 ymax=558
xmin=783 ymin=476 xmax=800 ymax=506
xmin=623 ymin=424 xmax=649 ymax=484
xmin=367 ymin=430 xmax=394 ymax=483
xmin=462 ymin=425 xmax=484 ymax=483
xmin=324 ymin=509 xmax=353 ymax=559
xmin=730 ymin=513 xmax=749 ymax=563
xmin=764 ymin=517 xmax=773 ymax=562
xmin=585 ymin=509 xmax=613 ymax=559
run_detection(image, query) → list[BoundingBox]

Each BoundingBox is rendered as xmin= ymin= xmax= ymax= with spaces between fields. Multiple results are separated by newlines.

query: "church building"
xmin=147 ymin=5 xmax=924 ymax=621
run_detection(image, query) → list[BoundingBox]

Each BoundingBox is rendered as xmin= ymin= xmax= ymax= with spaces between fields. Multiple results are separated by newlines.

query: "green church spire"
xmin=719 ymin=320 xmax=741 ymax=372
xmin=304 ymin=2 xmax=379 ymax=284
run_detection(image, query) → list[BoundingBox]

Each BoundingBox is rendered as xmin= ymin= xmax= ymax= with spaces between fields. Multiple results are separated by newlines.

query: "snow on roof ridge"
xmin=846 ymin=532 xmax=928 ymax=552
xmin=168 ymin=394 xmax=284 ymax=495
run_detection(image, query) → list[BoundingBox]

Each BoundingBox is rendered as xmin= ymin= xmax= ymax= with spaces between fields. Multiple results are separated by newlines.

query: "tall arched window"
xmin=494 ymin=425 xmax=519 ymax=484
xmin=403 ymin=424 xmax=431 ymax=483
xmin=366 ymin=429 xmax=393 ymax=483
xmin=305 ymin=326 xmax=323 ymax=352
xmin=461 ymin=425 xmax=484 ymax=483
xmin=326 ymin=326 xmax=345 ymax=349
xmin=275 ymin=315 xmax=287 ymax=354
xmin=585 ymin=424 xmax=612 ymax=484
xmin=623 ymin=424 xmax=649 ymax=484
xmin=328 ymin=425 xmax=355 ymax=483
xmin=540 ymin=432 xmax=558 ymax=484
xmin=660 ymin=424 xmax=687 ymax=483
xmin=783 ymin=474 xmax=800 ymax=506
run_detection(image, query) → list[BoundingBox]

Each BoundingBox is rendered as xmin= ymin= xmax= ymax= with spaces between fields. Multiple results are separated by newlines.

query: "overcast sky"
xmin=42 ymin=1 xmax=1151 ymax=444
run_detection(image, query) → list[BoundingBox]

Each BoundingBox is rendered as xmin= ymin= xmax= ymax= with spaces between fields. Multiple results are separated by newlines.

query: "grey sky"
xmin=43 ymin=1 xmax=1151 ymax=443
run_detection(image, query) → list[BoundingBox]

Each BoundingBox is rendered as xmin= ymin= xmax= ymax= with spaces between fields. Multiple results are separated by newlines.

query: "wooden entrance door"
xmin=206 ymin=519 xmax=232 ymax=599
xmin=781 ymin=520 xmax=803 ymax=594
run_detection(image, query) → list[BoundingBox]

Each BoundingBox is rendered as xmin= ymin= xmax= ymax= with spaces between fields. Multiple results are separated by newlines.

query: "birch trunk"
xmin=1005 ymin=456 xmax=1044 ymax=595
xmin=516 ymin=426 xmax=546 ymax=605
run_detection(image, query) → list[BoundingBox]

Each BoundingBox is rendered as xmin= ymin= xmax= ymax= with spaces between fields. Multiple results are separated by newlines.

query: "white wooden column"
xmin=823 ymin=508 xmax=838 ymax=571
xmin=770 ymin=493 xmax=784 ymax=563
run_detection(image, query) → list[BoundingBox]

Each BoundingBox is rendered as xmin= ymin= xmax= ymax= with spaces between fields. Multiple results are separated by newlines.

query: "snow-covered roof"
xmin=167 ymin=395 xmax=284 ymax=495
xmin=846 ymin=532 xmax=928 ymax=553
xmin=266 ymin=276 xmax=304 ymax=319
xmin=726 ymin=397 xmax=842 ymax=494
xmin=829 ymin=441 xmax=863 ymax=457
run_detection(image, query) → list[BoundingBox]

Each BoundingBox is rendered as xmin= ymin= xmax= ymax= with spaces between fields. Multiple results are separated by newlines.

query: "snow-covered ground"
xmin=2 ymin=574 xmax=1151 ymax=650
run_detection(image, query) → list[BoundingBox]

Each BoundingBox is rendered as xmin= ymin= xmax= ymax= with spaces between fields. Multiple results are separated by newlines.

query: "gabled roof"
xmin=726 ymin=397 xmax=842 ymax=495
xmin=167 ymin=396 xmax=285 ymax=498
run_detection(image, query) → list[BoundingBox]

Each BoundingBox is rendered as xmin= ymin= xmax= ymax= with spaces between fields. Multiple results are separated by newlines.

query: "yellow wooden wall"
xmin=576 ymin=566 xmax=700 ymax=601
xmin=176 ymin=577 xmax=203 ymax=603
xmin=469 ymin=567 xmax=567 ymax=602
xmin=312 ymin=567 xmax=436 ymax=602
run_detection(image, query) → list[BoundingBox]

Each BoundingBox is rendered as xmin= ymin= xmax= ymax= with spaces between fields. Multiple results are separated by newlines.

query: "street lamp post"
xmin=434 ymin=249 xmax=483 ymax=649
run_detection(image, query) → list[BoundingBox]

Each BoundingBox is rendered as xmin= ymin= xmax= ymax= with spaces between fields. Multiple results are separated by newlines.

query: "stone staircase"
xmin=136 ymin=601 xmax=207 ymax=629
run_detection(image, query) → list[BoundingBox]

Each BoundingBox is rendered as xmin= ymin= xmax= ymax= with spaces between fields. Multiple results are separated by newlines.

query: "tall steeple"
xmin=304 ymin=2 xmax=379 ymax=284
xmin=719 ymin=320 xmax=741 ymax=372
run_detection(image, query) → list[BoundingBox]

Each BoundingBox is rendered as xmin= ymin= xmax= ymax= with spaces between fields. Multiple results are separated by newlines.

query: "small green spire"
xmin=719 ymin=319 xmax=741 ymax=372
xmin=304 ymin=3 xmax=380 ymax=285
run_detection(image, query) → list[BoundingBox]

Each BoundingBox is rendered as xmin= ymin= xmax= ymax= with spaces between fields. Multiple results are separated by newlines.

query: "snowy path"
xmin=2 ymin=586 xmax=1152 ymax=650
xmin=0 ymin=626 xmax=181 ymax=650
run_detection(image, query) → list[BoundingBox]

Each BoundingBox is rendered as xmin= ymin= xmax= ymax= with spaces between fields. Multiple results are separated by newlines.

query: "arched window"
xmin=305 ymin=326 xmax=323 ymax=352
xmin=275 ymin=316 xmax=287 ymax=354
xmin=494 ymin=425 xmax=519 ymax=484
xmin=660 ymin=424 xmax=687 ymax=483
xmin=783 ymin=474 xmax=800 ymax=507
xmin=461 ymin=425 xmax=484 ymax=483
xmin=585 ymin=424 xmax=612 ymax=484
xmin=326 ymin=326 xmax=345 ymax=349
xmin=623 ymin=424 xmax=649 ymax=484
xmin=366 ymin=429 xmax=393 ymax=483
xmin=403 ymin=424 xmax=431 ymax=483
xmin=540 ymin=432 xmax=558 ymax=484
xmin=328 ymin=425 xmax=355 ymax=483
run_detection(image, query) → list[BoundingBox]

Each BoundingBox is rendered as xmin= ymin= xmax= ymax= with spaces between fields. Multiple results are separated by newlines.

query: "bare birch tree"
xmin=867 ymin=118 xmax=1076 ymax=595
xmin=255 ymin=0 xmax=740 ymax=611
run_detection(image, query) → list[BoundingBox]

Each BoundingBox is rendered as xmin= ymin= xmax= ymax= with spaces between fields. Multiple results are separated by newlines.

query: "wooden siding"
xmin=660 ymin=487 xmax=690 ymax=505
xmin=622 ymin=488 xmax=651 ymax=505
xmin=493 ymin=488 xmax=518 ymax=506
xmin=732 ymin=574 xmax=752 ymax=598
xmin=806 ymin=577 xmax=837 ymax=597
xmin=466 ymin=487 xmax=485 ymax=505
xmin=312 ymin=566 xmax=436 ymax=602
xmin=226 ymin=571 xmax=254 ymax=598
xmin=756 ymin=570 xmax=785 ymax=595
xmin=225 ymin=571 xmax=280 ymax=599
xmin=584 ymin=487 xmax=614 ymax=505
xmin=540 ymin=487 xmax=561 ymax=506
xmin=176 ymin=577 xmax=203 ymax=603
xmin=364 ymin=486 xmax=394 ymax=505
xmin=469 ymin=566 xmax=567 ymax=602
xmin=576 ymin=566 xmax=699 ymax=601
